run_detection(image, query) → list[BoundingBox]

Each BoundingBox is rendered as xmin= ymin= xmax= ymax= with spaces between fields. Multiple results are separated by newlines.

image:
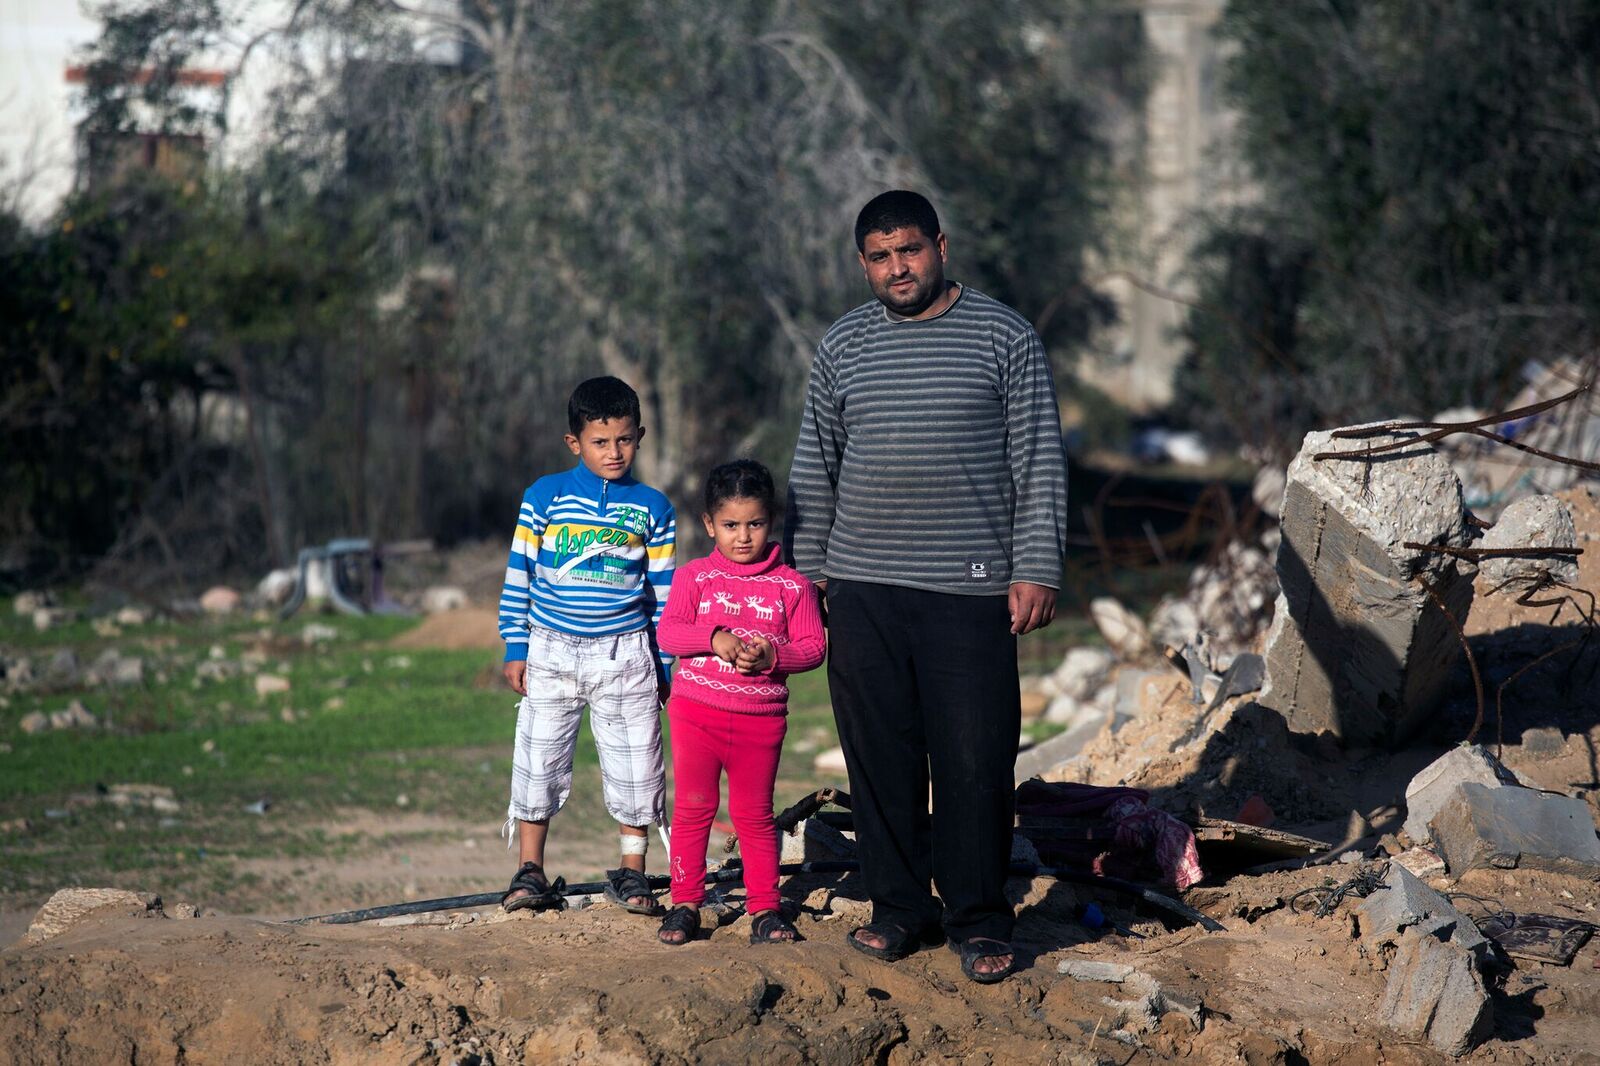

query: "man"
xmin=785 ymin=190 xmax=1068 ymax=983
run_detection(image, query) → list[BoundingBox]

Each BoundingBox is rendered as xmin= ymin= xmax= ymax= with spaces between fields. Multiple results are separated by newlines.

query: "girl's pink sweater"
xmin=656 ymin=544 xmax=826 ymax=714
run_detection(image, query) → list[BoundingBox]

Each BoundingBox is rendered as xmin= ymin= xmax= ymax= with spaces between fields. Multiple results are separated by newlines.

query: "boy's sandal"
xmin=501 ymin=861 xmax=566 ymax=913
xmin=604 ymin=867 xmax=665 ymax=916
xmin=657 ymin=905 xmax=700 ymax=945
xmin=749 ymin=909 xmax=801 ymax=945
xmin=847 ymin=921 xmax=932 ymax=962
xmin=947 ymin=936 xmax=1018 ymax=984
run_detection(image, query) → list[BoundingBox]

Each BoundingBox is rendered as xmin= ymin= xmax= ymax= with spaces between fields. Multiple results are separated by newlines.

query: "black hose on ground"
xmin=289 ymin=860 xmax=1222 ymax=932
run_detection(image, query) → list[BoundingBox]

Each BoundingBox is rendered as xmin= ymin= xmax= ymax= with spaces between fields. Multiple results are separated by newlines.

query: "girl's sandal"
xmin=657 ymin=905 xmax=700 ymax=945
xmin=501 ymin=862 xmax=566 ymax=913
xmin=749 ymin=909 xmax=800 ymax=945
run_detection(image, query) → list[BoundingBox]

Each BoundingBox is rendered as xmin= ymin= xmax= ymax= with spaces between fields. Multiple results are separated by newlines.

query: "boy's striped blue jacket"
xmin=497 ymin=463 xmax=676 ymax=675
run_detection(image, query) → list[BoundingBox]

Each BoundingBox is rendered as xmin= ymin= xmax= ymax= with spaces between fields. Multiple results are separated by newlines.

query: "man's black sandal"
xmin=501 ymin=861 xmax=566 ymax=913
xmin=947 ymin=936 xmax=1017 ymax=984
xmin=749 ymin=910 xmax=801 ymax=945
xmin=847 ymin=921 xmax=932 ymax=962
xmin=604 ymin=867 xmax=665 ymax=916
xmin=657 ymin=905 xmax=699 ymax=945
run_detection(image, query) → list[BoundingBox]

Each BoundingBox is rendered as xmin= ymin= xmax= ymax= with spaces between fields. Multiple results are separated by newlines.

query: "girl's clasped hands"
xmin=708 ymin=628 xmax=775 ymax=674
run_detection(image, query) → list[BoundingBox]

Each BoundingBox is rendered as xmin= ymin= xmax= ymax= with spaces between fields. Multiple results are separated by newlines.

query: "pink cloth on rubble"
xmin=1014 ymin=780 xmax=1204 ymax=891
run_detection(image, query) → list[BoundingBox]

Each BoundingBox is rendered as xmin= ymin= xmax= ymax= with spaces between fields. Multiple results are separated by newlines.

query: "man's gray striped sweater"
xmin=784 ymin=284 xmax=1068 ymax=596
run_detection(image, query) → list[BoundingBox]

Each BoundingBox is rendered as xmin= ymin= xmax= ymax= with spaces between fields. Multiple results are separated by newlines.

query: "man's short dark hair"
xmin=854 ymin=190 xmax=941 ymax=252
xmin=568 ymin=376 xmax=641 ymax=435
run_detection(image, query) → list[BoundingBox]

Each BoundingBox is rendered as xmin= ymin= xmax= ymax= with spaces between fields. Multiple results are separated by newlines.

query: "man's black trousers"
xmin=825 ymin=579 xmax=1021 ymax=943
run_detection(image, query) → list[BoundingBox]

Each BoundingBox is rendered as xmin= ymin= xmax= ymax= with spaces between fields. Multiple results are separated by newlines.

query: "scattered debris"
xmin=48 ymin=700 xmax=97 ymax=731
xmin=1089 ymin=597 xmax=1150 ymax=660
xmin=1478 ymin=911 xmax=1597 ymax=966
xmin=254 ymin=674 xmax=291 ymax=697
xmin=105 ymin=784 xmax=181 ymax=814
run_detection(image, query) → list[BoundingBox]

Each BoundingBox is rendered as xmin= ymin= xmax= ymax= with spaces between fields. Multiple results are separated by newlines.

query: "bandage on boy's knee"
xmin=619 ymin=832 xmax=649 ymax=856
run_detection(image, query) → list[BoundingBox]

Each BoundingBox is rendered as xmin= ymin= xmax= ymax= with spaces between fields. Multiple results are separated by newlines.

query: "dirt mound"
xmin=389 ymin=608 xmax=502 ymax=651
xmin=7 ymin=862 xmax=1596 ymax=1064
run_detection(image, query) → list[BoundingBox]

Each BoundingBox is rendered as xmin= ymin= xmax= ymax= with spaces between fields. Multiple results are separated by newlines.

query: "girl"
xmin=654 ymin=459 xmax=826 ymax=945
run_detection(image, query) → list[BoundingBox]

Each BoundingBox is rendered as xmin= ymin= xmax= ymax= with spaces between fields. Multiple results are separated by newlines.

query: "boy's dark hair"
xmin=703 ymin=459 xmax=776 ymax=516
xmin=854 ymin=190 xmax=941 ymax=252
xmin=568 ymin=376 xmax=641 ymax=436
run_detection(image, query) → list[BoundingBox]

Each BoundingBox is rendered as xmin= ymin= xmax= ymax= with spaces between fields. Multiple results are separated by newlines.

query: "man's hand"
xmin=1008 ymin=582 xmax=1057 ymax=636
xmin=503 ymin=660 xmax=528 ymax=696
xmin=710 ymin=628 xmax=745 ymax=663
xmin=735 ymin=635 xmax=775 ymax=675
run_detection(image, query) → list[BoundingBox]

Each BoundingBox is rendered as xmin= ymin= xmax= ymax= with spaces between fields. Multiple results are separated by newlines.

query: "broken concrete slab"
xmin=25 ymin=887 xmax=164 ymax=944
xmin=1014 ymin=714 xmax=1108 ymax=784
xmin=1090 ymin=597 xmax=1150 ymax=660
xmin=1477 ymin=493 xmax=1580 ymax=590
xmin=1402 ymin=745 xmax=1522 ymax=844
xmin=1057 ymin=959 xmax=1137 ymax=983
xmin=1356 ymin=862 xmax=1488 ymax=963
xmin=1430 ymin=782 xmax=1600 ymax=877
xmin=1260 ymin=426 xmax=1476 ymax=745
xmin=1377 ymin=922 xmax=1494 ymax=1057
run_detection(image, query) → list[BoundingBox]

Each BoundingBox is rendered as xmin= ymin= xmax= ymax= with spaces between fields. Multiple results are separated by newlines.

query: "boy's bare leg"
xmin=619 ymin=823 xmax=653 ymax=907
xmin=506 ymin=818 xmax=550 ymax=904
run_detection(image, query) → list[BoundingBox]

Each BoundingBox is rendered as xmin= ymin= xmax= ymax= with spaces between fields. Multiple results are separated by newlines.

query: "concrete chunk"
xmin=1356 ymin=862 xmax=1488 ymax=963
xmin=1260 ymin=426 xmax=1475 ymax=745
xmin=1431 ymin=782 xmax=1600 ymax=877
xmin=1378 ymin=924 xmax=1493 ymax=1057
xmin=1477 ymin=494 xmax=1579 ymax=589
xmin=1057 ymin=959 xmax=1137 ymax=983
xmin=1402 ymin=745 xmax=1521 ymax=843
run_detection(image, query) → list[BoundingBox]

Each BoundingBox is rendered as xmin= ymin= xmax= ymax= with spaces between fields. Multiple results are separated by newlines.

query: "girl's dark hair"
xmin=703 ymin=459 xmax=776 ymax=516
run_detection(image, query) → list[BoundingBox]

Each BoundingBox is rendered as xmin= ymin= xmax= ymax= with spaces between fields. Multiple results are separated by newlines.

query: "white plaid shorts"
xmin=507 ymin=625 xmax=665 ymax=827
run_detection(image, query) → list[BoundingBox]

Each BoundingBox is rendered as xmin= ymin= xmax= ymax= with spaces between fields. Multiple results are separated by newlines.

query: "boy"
xmin=497 ymin=376 xmax=676 ymax=914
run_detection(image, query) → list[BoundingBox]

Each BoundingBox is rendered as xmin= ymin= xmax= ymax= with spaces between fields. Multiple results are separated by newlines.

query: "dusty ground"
xmin=4 ymin=856 xmax=1599 ymax=1066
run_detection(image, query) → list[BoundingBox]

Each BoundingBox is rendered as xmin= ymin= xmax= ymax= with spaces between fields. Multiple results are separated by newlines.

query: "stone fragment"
xmin=13 ymin=590 xmax=53 ymax=615
xmin=169 ymin=903 xmax=200 ymax=919
xmin=778 ymin=817 xmax=856 ymax=864
xmin=1260 ymin=426 xmax=1475 ymax=745
xmin=45 ymin=648 xmax=80 ymax=684
xmin=32 ymin=607 xmax=76 ymax=632
xmin=812 ymin=746 xmax=847 ymax=774
xmin=1402 ymin=745 xmax=1520 ymax=843
xmin=49 ymin=699 xmax=97 ymax=731
xmin=1057 ymin=959 xmax=1136 ymax=983
xmin=1052 ymin=646 xmax=1114 ymax=700
xmin=1477 ymin=494 xmax=1579 ymax=590
xmin=254 ymin=673 xmax=291 ymax=697
xmin=24 ymin=887 xmax=164 ymax=944
xmin=19 ymin=711 xmax=49 ymax=735
xmin=1517 ymin=726 xmax=1567 ymax=756
xmin=199 ymin=585 xmax=242 ymax=614
xmin=1356 ymin=862 xmax=1488 ymax=962
xmin=256 ymin=567 xmax=298 ymax=605
xmin=106 ymin=783 xmax=181 ymax=814
xmin=1394 ymin=847 xmax=1446 ymax=880
xmin=195 ymin=660 xmax=241 ymax=683
xmin=301 ymin=622 xmax=339 ymax=645
xmin=1090 ymin=598 xmax=1150 ymax=660
xmin=114 ymin=605 xmax=153 ymax=626
xmin=1430 ymin=782 xmax=1600 ymax=877
xmin=1377 ymin=923 xmax=1493 ymax=1057
xmin=421 ymin=586 xmax=469 ymax=613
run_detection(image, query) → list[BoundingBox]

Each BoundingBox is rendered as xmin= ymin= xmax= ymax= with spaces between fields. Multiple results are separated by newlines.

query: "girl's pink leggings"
xmin=666 ymin=693 xmax=788 ymax=913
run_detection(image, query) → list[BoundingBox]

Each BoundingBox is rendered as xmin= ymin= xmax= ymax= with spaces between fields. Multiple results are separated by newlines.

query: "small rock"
xmin=254 ymin=674 xmax=291 ymax=697
xmin=194 ymin=660 xmax=241 ymax=683
xmin=19 ymin=712 xmax=50 ymax=735
xmin=395 ymin=793 xmax=410 ymax=807
xmin=106 ymin=784 xmax=180 ymax=814
xmin=91 ymin=618 xmax=122 ymax=638
xmin=199 ymin=585 xmax=242 ymax=615
xmin=1478 ymin=494 xmax=1579 ymax=589
xmin=1518 ymin=726 xmax=1567 ymax=757
xmin=420 ymin=586 xmax=469 ymax=613
xmin=1395 ymin=846 xmax=1446 ymax=879
xmin=169 ymin=903 xmax=201 ymax=919
xmin=114 ymin=605 xmax=153 ymax=626
xmin=32 ymin=607 xmax=76 ymax=632
xmin=13 ymin=590 xmax=53 ymax=615
xmin=256 ymin=568 xmax=298 ymax=606
xmin=1057 ymin=959 xmax=1137 ymax=983
xmin=243 ymin=799 xmax=270 ymax=815
xmin=386 ymin=655 xmax=413 ymax=670
xmin=1089 ymin=598 xmax=1150 ymax=659
xmin=324 ymin=696 xmax=345 ymax=710
xmin=813 ymin=746 xmax=848 ymax=774
xmin=279 ymin=706 xmax=297 ymax=723
xmin=50 ymin=700 xmax=98 ymax=731
xmin=45 ymin=648 xmax=80 ymax=683
xmin=300 ymin=623 xmax=338 ymax=646
xmin=1052 ymin=646 xmax=1115 ymax=700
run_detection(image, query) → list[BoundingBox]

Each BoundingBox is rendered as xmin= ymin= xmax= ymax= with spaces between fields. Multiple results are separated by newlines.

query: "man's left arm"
xmin=1003 ymin=326 xmax=1069 ymax=635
